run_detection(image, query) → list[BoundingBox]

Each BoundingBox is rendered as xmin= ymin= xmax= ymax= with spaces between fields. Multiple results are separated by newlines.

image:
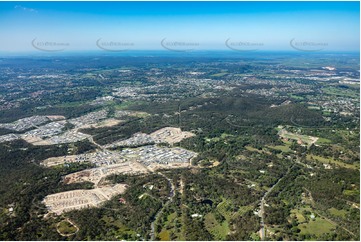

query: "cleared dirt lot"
xmin=46 ymin=115 xmax=66 ymax=121
xmin=41 ymin=155 xmax=79 ymax=167
xmin=150 ymin=127 xmax=195 ymax=145
xmin=63 ymin=162 xmax=148 ymax=186
xmin=21 ymin=135 xmax=47 ymax=145
xmin=78 ymin=118 xmax=123 ymax=129
xmin=146 ymin=162 xmax=190 ymax=172
xmin=43 ymin=184 xmax=127 ymax=215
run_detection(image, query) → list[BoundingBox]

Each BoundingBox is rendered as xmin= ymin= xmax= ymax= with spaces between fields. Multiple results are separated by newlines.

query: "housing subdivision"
xmin=40 ymin=145 xmax=197 ymax=214
xmin=68 ymin=109 xmax=108 ymax=128
xmin=20 ymin=130 xmax=90 ymax=146
xmin=44 ymin=130 xmax=91 ymax=145
xmin=105 ymin=127 xmax=195 ymax=148
xmin=105 ymin=132 xmax=155 ymax=148
xmin=41 ymin=145 xmax=197 ymax=169
xmin=41 ymin=150 xmax=127 ymax=167
xmin=113 ymin=110 xmax=135 ymax=117
xmin=120 ymin=145 xmax=197 ymax=169
xmin=42 ymin=184 xmax=127 ymax=215
xmin=149 ymin=127 xmax=195 ymax=145
xmin=0 ymin=115 xmax=51 ymax=132
xmin=21 ymin=120 xmax=67 ymax=140
xmin=0 ymin=133 xmax=20 ymax=143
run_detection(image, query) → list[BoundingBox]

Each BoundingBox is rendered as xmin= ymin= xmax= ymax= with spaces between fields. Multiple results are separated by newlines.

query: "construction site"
xmin=43 ymin=184 xmax=128 ymax=215
xmin=40 ymin=125 xmax=197 ymax=215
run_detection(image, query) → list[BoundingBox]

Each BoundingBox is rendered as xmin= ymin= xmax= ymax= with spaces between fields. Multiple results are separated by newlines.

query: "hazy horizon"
xmin=0 ymin=1 xmax=359 ymax=54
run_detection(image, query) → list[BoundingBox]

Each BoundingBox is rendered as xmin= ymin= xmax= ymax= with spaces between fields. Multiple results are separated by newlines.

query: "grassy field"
xmin=245 ymin=146 xmax=263 ymax=153
xmin=277 ymin=126 xmax=321 ymax=147
xmin=290 ymin=209 xmax=306 ymax=223
xmin=328 ymin=208 xmax=347 ymax=218
xmin=306 ymin=154 xmax=359 ymax=170
xmin=112 ymin=100 xmax=146 ymax=110
xmin=204 ymin=213 xmax=230 ymax=240
xmin=101 ymin=215 xmax=137 ymax=239
xmin=57 ymin=220 xmax=77 ymax=235
xmin=216 ymin=198 xmax=252 ymax=221
xmin=210 ymin=72 xmax=228 ymax=77
xmin=158 ymin=230 xmax=170 ymax=241
xmin=267 ymin=144 xmax=291 ymax=153
xmin=298 ymin=216 xmax=335 ymax=236
xmin=322 ymin=110 xmax=332 ymax=116
xmin=205 ymin=133 xmax=234 ymax=143
xmin=55 ymin=101 xmax=86 ymax=108
xmin=234 ymin=205 xmax=253 ymax=217
xmin=343 ymin=189 xmax=359 ymax=196
xmin=322 ymin=87 xmax=359 ymax=99
xmin=280 ymin=131 xmax=314 ymax=145
xmin=157 ymin=212 xmax=183 ymax=241
xmin=307 ymin=106 xmax=321 ymax=110
xmin=216 ymin=198 xmax=233 ymax=221
xmin=289 ymin=94 xmax=305 ymax=100
xmin=315 ymin=137 xmax=332 ymax=145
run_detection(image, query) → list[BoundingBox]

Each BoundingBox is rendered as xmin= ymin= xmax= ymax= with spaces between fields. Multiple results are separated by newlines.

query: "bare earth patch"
xmin=150 ymin=127 xmax=195 ymax=145
xmin=46 ymin=115 xmax=66 ymax=121
xmin=21 ymin=135 xmax=45 ymax=144
xmin=63 ymin=162 xmax=148 ymax=186
xmin=43 ymin=184 xmax=127 ymax=215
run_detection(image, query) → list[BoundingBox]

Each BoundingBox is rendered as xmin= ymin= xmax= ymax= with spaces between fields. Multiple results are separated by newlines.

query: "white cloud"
xmin=14 ymin=5 xmax=38 ymax=13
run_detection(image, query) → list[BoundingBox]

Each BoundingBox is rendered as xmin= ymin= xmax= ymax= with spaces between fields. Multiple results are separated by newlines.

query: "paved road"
xmin=259 ymin=197 xmax=266 ymax=240
xmin=150 ymin=172 xmax=175 ymax=241
xmin=259 ymin=166 xmax=293 ymax=240
xmin=259 ymin=180 xmax=281 ymax=240
xmin=87 ymin=135 xmax=104 ymax=150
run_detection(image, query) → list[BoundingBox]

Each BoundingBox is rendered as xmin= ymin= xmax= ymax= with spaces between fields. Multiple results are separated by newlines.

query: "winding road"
xmin=150 ymin=172 xmax=176 ymax=241
xmin=259 ymin=179 xmax=282 ymax=240
xmin=259 ymin=166 xmax=293 ymax=240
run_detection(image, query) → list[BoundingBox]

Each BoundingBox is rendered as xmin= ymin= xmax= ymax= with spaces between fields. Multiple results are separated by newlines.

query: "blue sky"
xmin=0 ymin=1 xmax=359 ymax=53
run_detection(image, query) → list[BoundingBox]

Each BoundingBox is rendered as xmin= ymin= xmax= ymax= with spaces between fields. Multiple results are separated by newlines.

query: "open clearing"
xmin=158 ymin=230 xmax=170 ymax=241
xmin=204 ymin=213 xmax=230 ymax=240
xmin=157 ymin=212 xmax=182 ymax=241
xmin=298 ymin=216 xmax=335 ymax=236
xmin=278 ymin=129 xmax=318 ymax=146
xmin=149 ymin=127 xmax=195 ymax=145
xmin=56 ymin=219 xmax=79 ymax=236
xmin=291 ymin=209 xmax=306 ymax=223
xmin=245 ymin=146 xmax=263 ymax=153
xmin=43 ymin=184 xmax=127 ymax=215
xmin=306 ymin=154 xmax=359 ymax=170
xmin=85 ymin=118 xmax=122 ymax=128
xmin=210 ymin=72 xmax=228 ymax=77
xmin=328 ymin=208 xmax=347 ymax=218
xmin=63 ymin=162 xmax=148 ymax=186
xmin=267 ymin=144 xmax=291 ymax=153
